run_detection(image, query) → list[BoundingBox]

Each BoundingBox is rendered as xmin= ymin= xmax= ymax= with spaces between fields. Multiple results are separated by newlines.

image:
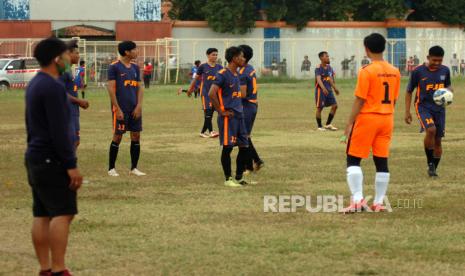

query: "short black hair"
xmin=238 ymin=45 xmax=253 ymax=63
xmin=33 ymin=37 xmax=68 ymax=67
xmin=318 ymin=51 xmax=328 ymax=58
xmin=206 ymin=48 xmax=218 ymax=55
xmin=118 ymin=41 xmax=137 ymax=56
xmin=225 ymin=46 xmax=242 ymax=63
xmin=67 ymin=39 xmax=79 ymax=52
xmin=429 ymin=46 xmax=445 ymax=57
xmin=364 ymin=33 xmax=386 ymax=54
xmin=194 ymin=60 xmax=201 ymax=66
xmin=80 ymin=60 xmax=85 ymax=66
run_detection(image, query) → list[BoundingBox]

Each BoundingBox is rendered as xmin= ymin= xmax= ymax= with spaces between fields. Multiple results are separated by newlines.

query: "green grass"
xmin=1 ymin=78 xmax=465 ymax=275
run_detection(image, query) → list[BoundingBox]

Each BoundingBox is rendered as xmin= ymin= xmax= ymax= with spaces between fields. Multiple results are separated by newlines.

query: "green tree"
xmin=169 ymin=0 xmax=205 ymax=21
xmin=284 ymin=0 xmax=323 ymax=30
xmin=201 ymin=0 xmax=257 ymax=34
xmin=262 ymin=0 xmax=287 ymax=22
xmin=407 ymin=0 xmax=465 ymax=25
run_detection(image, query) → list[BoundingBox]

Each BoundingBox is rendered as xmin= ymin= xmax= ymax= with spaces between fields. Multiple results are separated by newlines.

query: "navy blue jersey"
xmin=197 ymin=63 xmax=223 ymax=95
xmin=60 ymin=72 xmax=79 ymax=116
xmin=26 ymin=72 xmax=76 ymax=169
xmin=214 ymin=68 xmax=243 ymax=113
xmin=315 ymin=65 xmax=335 ymax=92
xmin=239 ymin=64 xmax=258 ymax=104
xmin=407 ymin=64 xmax=451 ymax=112
xmin=74 ymin=66 xmax=85 ymax=87
xmin=108 ymin=60 xmax=141 ymax=113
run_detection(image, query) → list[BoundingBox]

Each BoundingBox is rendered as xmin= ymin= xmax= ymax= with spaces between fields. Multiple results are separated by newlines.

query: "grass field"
xmin=1 ymin=78 xmax=465 ymax=275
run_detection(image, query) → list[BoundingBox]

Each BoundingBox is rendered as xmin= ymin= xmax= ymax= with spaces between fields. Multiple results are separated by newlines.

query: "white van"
xmin=0 ymin=58 xmax=40 ymax=91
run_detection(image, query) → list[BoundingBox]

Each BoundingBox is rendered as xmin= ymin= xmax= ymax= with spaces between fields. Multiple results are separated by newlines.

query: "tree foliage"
xmin=202 ymin=0 xmax=257 ymax=34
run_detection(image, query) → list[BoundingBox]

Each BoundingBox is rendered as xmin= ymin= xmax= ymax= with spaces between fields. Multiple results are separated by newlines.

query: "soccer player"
xmin=60 ymin=40 xmax=89 ymax=149
xmin=191 ymin=60 xmax=201 ymax=98
xmin=107 ymin=41 xmax=146 ymax=177
xmin=315 ymin=51 xmax=340 ymax=131
xmin=238 ymin=45 xmax=264 ymax=172
xmin=26 ymin=37 xmax=83 ymax=276
xmin=187 ymin=48 xmax=223 ymax=138
xmin=74 ymin=60 xmax=86 ymax=99
xmin=208 ymin=46 xmax=250 ymax=187
xmin=405 ymin=46 xmax=453 ymax=177
xmin=341 ymin=33 xmax=401 ymax=213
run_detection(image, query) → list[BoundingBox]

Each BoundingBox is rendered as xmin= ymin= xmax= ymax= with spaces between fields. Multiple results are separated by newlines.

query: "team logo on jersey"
xmin=440 ymin=75 xmax=446 ymax=80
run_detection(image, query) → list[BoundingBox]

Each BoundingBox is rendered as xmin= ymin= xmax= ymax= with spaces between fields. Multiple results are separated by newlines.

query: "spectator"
xmin=191 ymin=60 xmax=201 ymax=98
xmin=361 ymin=56 xmax=370 ymax=67
xmin=450 ymin=53 xmax=459 ymax=76
xmin=143 ymin=61 xmax=153 ymax=89
xmin=413 ymin=55 xmax=420 ymax=67
xmin=301 ymin=55 xmax=311 ymax=77
xmin=407 ymin=56 xmax=414 ymax=76
xmin=279 ymin=58 xmax=287 ymax=76
xmin=341 ymin=57 xmax=350 ymax=78
xmin=349 ymin=55 xmax=357 ymax=78
xmin=460 ymin=59 xmax=465 ymax=76
xmin=271 ymin=57 xmax=279 ymax=77
xmin=168 ymin=54 xmax=177 ymax=83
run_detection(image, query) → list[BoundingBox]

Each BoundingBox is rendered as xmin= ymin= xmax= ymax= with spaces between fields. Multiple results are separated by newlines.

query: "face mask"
xmin=56 ymin=57 xmax=71 ymax=75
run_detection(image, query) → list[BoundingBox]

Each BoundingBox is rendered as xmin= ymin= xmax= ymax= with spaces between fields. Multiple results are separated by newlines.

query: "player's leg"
xmin=315 ymin=89 xmax=325 ymax=130
xmin=433 ymin=110 xmax=446 ymax=170
xmin=200 ymin=109 xmax=209 ymax=137
xmin=206 ymin=108 xmax=218 ymax=137
xmin=108 ymin=110 xmax=125 ymax=176
xmin=49 ymin=215 xmax=74 ymax=274
xmin=128 ymin=115 xmax=145 ymax=176
xmin=218 ymin=116 xmax=241 ymax=187
xmin=417 ymin=106 xmax=438 ymax=176
xmin=235 ymin=116 xmax=252 ymax=185
xmin=31 ymin=217 xmax=51 ymax=273
xmin=325 ymin=93 xmax=338 ymax=130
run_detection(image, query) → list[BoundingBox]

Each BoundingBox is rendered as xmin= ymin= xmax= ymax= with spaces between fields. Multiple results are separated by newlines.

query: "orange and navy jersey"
xmin=315 ymin=64 xmax=335 ymax=92
xmin=407 ymin=64 xmax=451 ymax=112
xmin=355 ymin=60 xmax=401 ymax=115
xmin=197 ymin=63 xmax=223 ymax=96
xmin=108 ymin=60 xmax=141 ymax=113
xmin=213 ymin=68 xmax=243 ymax=113
xmin=238 ymin=64 xmax=258 ymax=104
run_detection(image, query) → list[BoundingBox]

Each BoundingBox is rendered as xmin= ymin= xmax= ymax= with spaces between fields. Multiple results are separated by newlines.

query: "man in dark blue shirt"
xmin=209 ymin=46 xmax=250 ymax=187
xmin=107 ymin=41 xmax=145 ymax=177
xmin=238 ymin=45 xmax=264 ymax=173
xmin=60 ymin=40 xmax=89 ymax=149
xmin=405 ymin=46 xmax=453 ymax=177
xmin=25 ymin=37 xmax=83 ymax=276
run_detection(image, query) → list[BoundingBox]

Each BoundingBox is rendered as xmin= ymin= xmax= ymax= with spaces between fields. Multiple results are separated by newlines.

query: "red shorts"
xmin=347 ymin=113 xmax=394 ymax=158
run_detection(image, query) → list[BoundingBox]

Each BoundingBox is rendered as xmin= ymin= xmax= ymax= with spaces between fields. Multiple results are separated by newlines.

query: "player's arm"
xmin=107 ymin=65 xmax=123 ymax=120
xmin=68 ymin=94 xmax=89 ymax=109
xmin=446 ymin=68 xmax=454 ymax=92
xmin=328 ymin=77 xmax=340 ymax=95
xmin=133 ymin=68 xmax=144 ymax=119
xmin=209 ymin=84 xmax=232 ymax=117
xmin=404 ymin=70 xmax=418 ymax=124
xmin=316 ymin=75 xmax=329 ymax=95
xmin=187 ymin=75 xmax=201 ymax=97
xmin=342 ymin=96 xmax=365 ymax=143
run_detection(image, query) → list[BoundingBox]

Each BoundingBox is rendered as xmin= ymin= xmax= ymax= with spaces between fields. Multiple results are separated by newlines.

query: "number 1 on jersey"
xmin=382 ymin=82 xmax=391 ymax=104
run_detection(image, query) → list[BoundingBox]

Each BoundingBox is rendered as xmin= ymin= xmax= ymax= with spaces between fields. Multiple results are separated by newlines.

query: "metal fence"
xmin=2 ymin=37 xmax=465 ymax=86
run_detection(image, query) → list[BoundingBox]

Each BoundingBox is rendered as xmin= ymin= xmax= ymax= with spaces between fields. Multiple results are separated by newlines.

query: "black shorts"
xmin=112 ymin=110 xmax=143 ymax=134
xmin=25 ymin=157 xmax=77 ymax=217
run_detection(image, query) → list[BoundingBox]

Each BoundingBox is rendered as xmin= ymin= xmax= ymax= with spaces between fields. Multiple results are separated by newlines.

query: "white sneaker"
xmin=317 ymin=127 xmax=326 ymax=131
xmin=130 ymin=168 xmax=146 ymax=176
xmin=108 ymin=168 xmax=119 ymax=177
xmin=210 ymin=131 xmax=219 ymax=138
xmin=199 ymin=133 xmax=210 ymax=138
xmin=325 ymin=124 xmax=338 ymax=131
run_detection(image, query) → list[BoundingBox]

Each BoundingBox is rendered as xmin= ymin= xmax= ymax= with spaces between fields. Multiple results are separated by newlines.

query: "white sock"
xmin=374 ymin=172 xmax=390 ymax=205
xmin=347 ymin=166 xmax=363 ymax=203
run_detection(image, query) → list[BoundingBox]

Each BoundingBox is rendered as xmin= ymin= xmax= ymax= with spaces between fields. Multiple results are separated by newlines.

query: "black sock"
xmin=326 ymin=113 xmax=335 ymax=125
xmin=425 ymin=148 xmax=434 ymax=165
xmin=316 ymin=117 xmax=322 ymax=128
xmin=221 ymin=147 xmax=233 ymax=180
xmin=52 ymin=271 xmax=65 ymax=276
xmin=109 ymin=141 xmax=120 ymax=170
xmin=207 ymin=117 xmax=213 ymax=132
xmin=130 ymin=141 xmax=140 ymax=170
xmin=433 ymin=157 xmax=441 ymax=169
xmin=201 ymin=115 xmax=208 ymax=133
xmin=248 ymin=138 xmax=260 ymax=163
xmin=81 ymin=91 xmax=85 ymax=99
xmin=236 ymin=147 xmax=250 ymax=180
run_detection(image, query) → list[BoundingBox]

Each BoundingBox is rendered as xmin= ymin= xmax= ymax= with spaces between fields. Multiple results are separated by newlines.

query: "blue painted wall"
xmin=0 ymin=0 xmax=30 ymax=20
xmin=134 ymin=0 xmax=161 ymax=21
xmin=264 ymin=28 xmax=280 ymax=67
